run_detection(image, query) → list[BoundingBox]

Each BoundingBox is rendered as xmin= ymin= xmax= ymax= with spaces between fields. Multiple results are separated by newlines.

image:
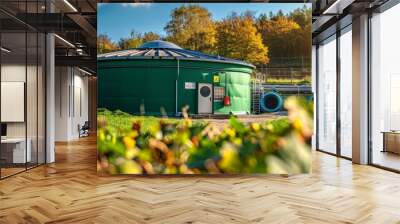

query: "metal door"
xmin=198 ymin=83 xmax=212 ymax=114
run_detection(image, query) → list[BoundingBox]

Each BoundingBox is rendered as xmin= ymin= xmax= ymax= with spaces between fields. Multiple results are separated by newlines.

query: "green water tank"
xmin=97 ymin=40 xmax=255 ymax=116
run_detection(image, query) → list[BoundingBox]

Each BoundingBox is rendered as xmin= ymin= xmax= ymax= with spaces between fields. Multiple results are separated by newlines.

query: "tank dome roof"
xmin=138 ymin=40 xmax=182 ymax=49
xmin=98 ymin=40 xmax=255 ymax=68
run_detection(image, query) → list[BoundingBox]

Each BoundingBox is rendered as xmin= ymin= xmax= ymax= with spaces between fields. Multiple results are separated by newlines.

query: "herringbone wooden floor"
xmin=1 ymin=136 xmax=400 ymax=224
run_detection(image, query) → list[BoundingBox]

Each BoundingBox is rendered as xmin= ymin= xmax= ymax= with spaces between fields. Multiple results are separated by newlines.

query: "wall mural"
xmin=97 ymin=3 xmax=313 ymax=174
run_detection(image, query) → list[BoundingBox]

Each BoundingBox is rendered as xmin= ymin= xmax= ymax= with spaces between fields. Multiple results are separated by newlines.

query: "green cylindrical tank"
xmin=98 ymin=40 xmax=254 ymax=116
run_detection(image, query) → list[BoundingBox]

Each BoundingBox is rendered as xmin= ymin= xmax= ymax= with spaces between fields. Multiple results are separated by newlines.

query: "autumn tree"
xmin=142 ymin=32 xmax=161 ymax=43
xmin=216 ymin=12 xmax=268 ymax=65
xmin=164 ymin=5 xmax=216 ymax=53
xmin=256 ymin=13 xmax=301 ymax=59
xmin=289 ymin=6 xmax=312 ymax=58
xmin=99 ymin=5 xmax=311 ymax=65
xmin=289 ymin=5 xmax=312 ymax=28
xmin=118 ymin=30 xmax=143 ymax=50
xmin=97 ymin=34 xmax=118 ymax=54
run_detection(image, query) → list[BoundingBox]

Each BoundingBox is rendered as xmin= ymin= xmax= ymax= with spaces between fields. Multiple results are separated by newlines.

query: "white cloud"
xmin=121 ymin=3 xmax=152 ymax=8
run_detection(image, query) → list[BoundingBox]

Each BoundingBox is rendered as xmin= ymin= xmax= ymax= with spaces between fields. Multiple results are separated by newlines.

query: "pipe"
xmin=175 ymin=58 xmax=180 ymax=115
xmin=260 ymin=91 xmax=283 ymax=113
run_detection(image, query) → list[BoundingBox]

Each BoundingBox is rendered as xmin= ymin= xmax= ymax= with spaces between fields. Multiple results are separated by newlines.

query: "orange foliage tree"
xmin=216 ymin=12 xmax=269 ymax=65
xmin=164 ymin=5 xmax=217 ymax=54
xmin=97 ymin=34 xmax=118 ymax=54
xmin=256 ymin=14 xmax=301 ymax=59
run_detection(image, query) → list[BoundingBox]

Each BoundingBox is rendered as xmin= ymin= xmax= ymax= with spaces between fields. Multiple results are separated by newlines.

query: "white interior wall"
xmin=1 ymin=63 xmax=45 ymax=163
xmin=55 ymin=66 xmax=89 ymax=141
xmin=55 ymin=66 xmax=70 ymax=141
xmin=1 ymin=64 xmax=27 ymax=138
xmin=71 ymin=73 xmax=89 ymax=138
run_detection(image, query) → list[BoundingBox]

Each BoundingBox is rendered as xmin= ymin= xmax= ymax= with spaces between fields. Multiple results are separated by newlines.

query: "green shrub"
xmin=97 ymin=96 xmax=313 ymax=174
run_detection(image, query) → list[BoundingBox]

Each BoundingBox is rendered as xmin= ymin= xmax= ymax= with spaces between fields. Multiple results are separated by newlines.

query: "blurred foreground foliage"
xmin=97 ymin=96 xmax=313 ymax=174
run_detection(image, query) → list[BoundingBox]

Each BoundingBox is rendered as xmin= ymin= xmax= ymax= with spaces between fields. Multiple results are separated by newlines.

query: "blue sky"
xmin=98 ymin=3 xmax=310 ymax=42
